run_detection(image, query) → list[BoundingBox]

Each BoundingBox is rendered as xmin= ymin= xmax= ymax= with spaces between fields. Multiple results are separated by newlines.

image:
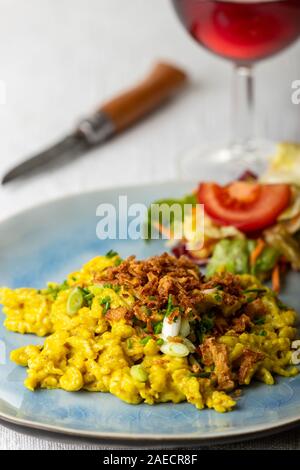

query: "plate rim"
xmin=0 ymin=404 xmax=300 ymax=444
xmin=0 ymin=180 xmax=299 ymax=444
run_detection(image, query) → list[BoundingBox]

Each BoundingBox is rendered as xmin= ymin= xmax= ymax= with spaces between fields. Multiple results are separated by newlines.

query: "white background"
xmin=0 ymin=0 xmax=300 ymax=449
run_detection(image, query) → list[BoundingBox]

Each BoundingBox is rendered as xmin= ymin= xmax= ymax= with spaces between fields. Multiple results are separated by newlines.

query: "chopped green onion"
xmin=130 ymin=364 xmax=148 ymax=382
xmin=198 ymin=371 xmax=211 ymax=378
xmin=165 ymin=294 xmax=174 ymax=316
xmin=45 ymin=280 xmax=69 ymax=300
xmin=253 ymin=317 xmax=265 ymax=325
xmin=149 ymin=296 xmax=157 ymax=301
xmin=277 ymin=300 xmax=288 ymax=310
xmin=67 ymin=287 xmax=84 ymax=316
xmin=156 ymin=338 xmax=164 ymax=346
xmin=85 ymin=293 xmax=94 ymax=306
xmin=162 ymin=314 xmax=181 ymax=339
xmin=179 ymin=318 xmax=190 ymax=338
xmin=127 ymin=339 xmax=133 ymax=349
xmin=140 ymin=336 xmax=151 ymax=346
xmin=100 ymin=296 xmax=111 ymax=315
xmin=106 ymin=250 xmax=118 ymax=258
xmin=183 ymin=337 xmax=196 ymax=353
xmin=160 ymin=342 xmax=189 ymax=357
xmin=80 ymin=287 xmax=94 ymax=307
xmin=214 ymin=294 xmax=222 ymax=302
xmin=259 ymin=330 xmax=267 ymax=336
xmin=244 ymin=288 xmax=266 ymax=294
xmin=154 ymin=321 xmax=163 ymax=335
xmin=196 ymin=315 xmax=215 ymax=344
xmin=103 ymin=283 xmax=113 ymax=289
xmin=142 ymin=306 xmax=152 ymax=316
xmin=190 ymin=371 xmax=211 ymax=378
xmin=102 ymin=283 xmax=121 ymax=293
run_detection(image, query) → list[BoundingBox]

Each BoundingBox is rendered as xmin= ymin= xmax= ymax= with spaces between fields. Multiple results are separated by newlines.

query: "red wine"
xmin=172 ymin=0 xmax=300 ymax=63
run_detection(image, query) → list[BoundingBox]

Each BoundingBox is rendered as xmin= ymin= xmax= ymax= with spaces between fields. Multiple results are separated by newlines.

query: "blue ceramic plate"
xmin=0 ymin=181 xmax=300 ymax=445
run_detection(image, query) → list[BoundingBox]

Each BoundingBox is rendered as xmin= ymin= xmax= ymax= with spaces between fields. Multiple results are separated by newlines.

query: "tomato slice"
xmin=197 ymin=182 xmax=291 ymax=233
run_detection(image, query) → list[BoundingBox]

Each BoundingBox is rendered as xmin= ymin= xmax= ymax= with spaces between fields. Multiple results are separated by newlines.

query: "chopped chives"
xmin=106 ymin=250 xmax=118 ymax=258
xmin=244 ymin=288 xmax=266 ymax=294
xmin=100 ymin=296 xmax=111 ymax=315
xmin=190 ymin=372 xmax=211 ymax=378
xmin=140 ymin=336 xmax=151 ymax=345
xmin=154 ymin=321 xmax=163 ymax=334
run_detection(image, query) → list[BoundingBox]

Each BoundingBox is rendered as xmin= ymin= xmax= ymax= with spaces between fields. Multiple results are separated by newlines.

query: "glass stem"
xmin=232 ymin=63 xmax=254 ymax=150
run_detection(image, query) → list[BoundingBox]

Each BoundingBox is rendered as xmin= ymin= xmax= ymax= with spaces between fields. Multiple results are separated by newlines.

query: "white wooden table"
xmin=0 ymin=0 xmax=300 ymax=450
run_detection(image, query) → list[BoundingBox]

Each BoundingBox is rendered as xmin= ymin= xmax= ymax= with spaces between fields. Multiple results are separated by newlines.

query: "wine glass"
xmin=171 ymin=0 xmax=300 ymax=181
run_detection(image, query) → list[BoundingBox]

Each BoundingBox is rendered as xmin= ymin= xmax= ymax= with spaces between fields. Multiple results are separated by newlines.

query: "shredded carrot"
xmin=272 ymin=264 xmax=280 ymax=293
xmin=153 ymin=221 xmax=172 ymax=239
xmin=250 ymin=238 xmax=266 ymax=266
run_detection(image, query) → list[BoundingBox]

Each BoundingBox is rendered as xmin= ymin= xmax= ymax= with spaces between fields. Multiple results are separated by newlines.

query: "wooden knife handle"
xmin=100 ymin=62 xmax=187 ymax=132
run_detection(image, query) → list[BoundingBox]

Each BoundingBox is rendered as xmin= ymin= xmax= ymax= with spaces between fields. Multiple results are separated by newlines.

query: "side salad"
xmin=147 ymin=173 xmax=300 ymax=293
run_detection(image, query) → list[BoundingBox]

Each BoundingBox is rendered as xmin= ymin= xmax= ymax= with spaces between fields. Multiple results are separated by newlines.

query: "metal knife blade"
xmin=1 ymin=134 xmax=89 ymax=185
xmin=2 ymin=111 xmax=116 ymax=184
